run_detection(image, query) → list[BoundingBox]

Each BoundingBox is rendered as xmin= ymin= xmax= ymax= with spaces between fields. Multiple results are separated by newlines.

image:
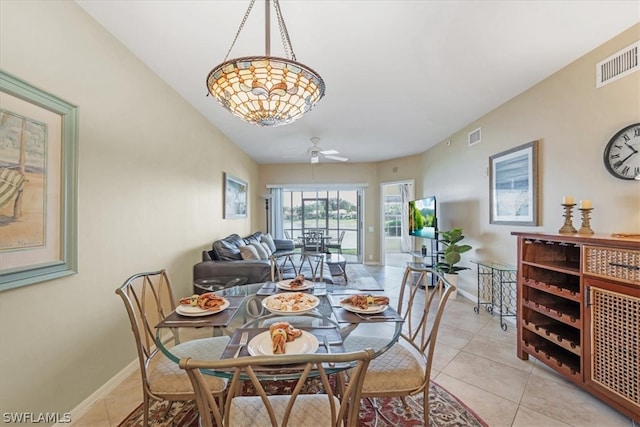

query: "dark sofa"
xmin=193 ymin=232 xmax=333 ymax=292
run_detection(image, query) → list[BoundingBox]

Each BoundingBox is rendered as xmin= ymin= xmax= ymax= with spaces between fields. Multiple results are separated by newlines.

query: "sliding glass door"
xmin=281 ymin=188 xmax=362 ymax=263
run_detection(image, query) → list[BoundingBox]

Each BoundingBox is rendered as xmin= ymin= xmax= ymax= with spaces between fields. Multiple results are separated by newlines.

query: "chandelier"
xmin=206 ymin=0 xmax=325 ymax=127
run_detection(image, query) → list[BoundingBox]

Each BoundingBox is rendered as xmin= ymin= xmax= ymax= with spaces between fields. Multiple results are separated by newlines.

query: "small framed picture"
xmin=489 ymin=140 xmax=538 ymax=226
xmin=224 ymin=173 xmax=247 ymax=219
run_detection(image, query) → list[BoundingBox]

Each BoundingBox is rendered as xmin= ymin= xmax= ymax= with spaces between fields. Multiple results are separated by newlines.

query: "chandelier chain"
xmin=222 ymin=0 xmax=257 ymax=63
xmin=273 ymin=0 xmax=296 ymax=61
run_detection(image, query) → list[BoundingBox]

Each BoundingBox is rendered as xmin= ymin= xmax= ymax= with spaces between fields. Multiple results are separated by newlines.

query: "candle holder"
xmin=559 ymin=204 xmax=577 ymax=233
xmin=578 ymin=208 xmax=594 ymax=235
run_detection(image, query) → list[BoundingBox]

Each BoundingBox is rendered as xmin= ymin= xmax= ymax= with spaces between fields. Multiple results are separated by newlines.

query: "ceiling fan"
xmin=306 ymin=137 xmax=348 ymax=164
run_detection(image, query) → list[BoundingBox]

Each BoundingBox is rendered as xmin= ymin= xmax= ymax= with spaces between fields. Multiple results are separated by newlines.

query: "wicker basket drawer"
xmin=583 ymin=245 xmax=640 ymax=286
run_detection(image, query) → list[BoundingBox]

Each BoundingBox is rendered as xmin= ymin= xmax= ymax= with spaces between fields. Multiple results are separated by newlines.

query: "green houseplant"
xmin=436 ymin=227 xmax=472 ymax=274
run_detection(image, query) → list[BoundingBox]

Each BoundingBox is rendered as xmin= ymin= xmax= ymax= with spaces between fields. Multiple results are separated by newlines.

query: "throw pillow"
xmin=261 ymin=241 xmax=273 ymax=257
xmin=251 ymin=242 xmax=269 ymax=260
xmin=244 ymin=232 xmax=263 ymax=245
xmin=240 ymin=245 xmax=260 ymax=260
xmin=261 ymin=233 xmax=277 ymax=253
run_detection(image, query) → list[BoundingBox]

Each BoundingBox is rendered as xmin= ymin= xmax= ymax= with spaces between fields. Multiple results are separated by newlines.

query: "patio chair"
xmin=284 ymin=230 xmax=303 ymax=251
xmin=115 ymin=269 xmax=228 ymax=426
xmin=325 ymin=230 xmax=346 ymax=254
xmin=301 ymin=230 xmax=324 ymax=252
xmin=179 ymin=348 xmax=375 ymax=427
xmin=343 ymin=266 xmax=456 ymax=425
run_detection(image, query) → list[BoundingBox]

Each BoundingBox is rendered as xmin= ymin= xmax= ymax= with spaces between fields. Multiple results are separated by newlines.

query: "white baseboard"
xmin=60 ymin=359 xmax=138 ymax=427
xmin=454 ymin=287 xmax=517 ymax=326
xmin=455 ymin=287 xmax=476 ymax=302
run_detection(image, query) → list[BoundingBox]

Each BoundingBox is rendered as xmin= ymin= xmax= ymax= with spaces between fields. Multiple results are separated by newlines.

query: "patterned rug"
xmin=331 ymin=263 xmax=383 ymax=291
xmin=119 ymin=380 xmax=487 ymax=426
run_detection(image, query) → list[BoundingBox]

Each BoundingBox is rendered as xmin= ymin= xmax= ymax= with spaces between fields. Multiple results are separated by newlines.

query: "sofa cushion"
xmin=261 ymin=233 xmax=277 ymax=253
xmin=243 ymin=232 xmax=263 ymax=246
xmin=261 ymin=242 xmax=274 ymax=257
xmin=240 ymin=245 xmax=260 ymax=260
xmin=212 ymin=234 xmax=244 ymax=261
xmin=251 ymin=242 xmax=269 ymax=260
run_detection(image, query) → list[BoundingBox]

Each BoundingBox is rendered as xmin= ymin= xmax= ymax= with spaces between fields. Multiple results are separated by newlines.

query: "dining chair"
xmin=270 ymin=252 xmax=299 ymax=282
xmin=115 ymin=269 xmax=229 ymax=426
xmin=299 ymin=251 xmax=325 ymax=282
xmin=325 ymin=230 xmax=346 ymax=254
xmin=343 ymin=266 xmax=456 ymax=425
xmin=179 ymin=348 xmax=375 ymax=427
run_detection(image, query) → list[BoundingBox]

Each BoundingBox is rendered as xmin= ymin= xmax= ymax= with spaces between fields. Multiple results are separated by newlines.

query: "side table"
xmin=471 ymin=260 xmax=517 ymax=331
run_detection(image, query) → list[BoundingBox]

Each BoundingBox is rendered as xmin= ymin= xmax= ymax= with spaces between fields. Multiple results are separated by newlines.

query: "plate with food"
xmin=176 ymin=293 xmax=230 ymax=317
xmin=262 ymin=292 xmax=319 ymax=315
xmin=247 ymin=322 xmax=319 ymax=355
xmin=277 ymin=274 xmax=314 ymax=291
xmin=340 ymin=294 xmax=390 ymax=314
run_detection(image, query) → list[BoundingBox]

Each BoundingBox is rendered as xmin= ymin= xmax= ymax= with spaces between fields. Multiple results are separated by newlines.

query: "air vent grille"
xmin=596 ymin=41 xmax=639 ymax=88
xmin=468 ymin=127 xmax=481 ymax=146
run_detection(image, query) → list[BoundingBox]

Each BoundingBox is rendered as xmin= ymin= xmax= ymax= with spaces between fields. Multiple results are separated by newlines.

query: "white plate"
xmin=176 ymin=298 xmax=230 ymax=317
xmin=340 ymin=302 xmax=388 ymax=314
xmin=247 ymin=330 xmax=319 ymax=356
xmin=276 ymin=279 xmax=314 ymax=291
xmin=262 ymin=292 xmax=320 ymax=315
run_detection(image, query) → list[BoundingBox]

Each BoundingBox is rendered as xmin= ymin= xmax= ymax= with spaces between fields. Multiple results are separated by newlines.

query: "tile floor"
xmin=72 ymin=262 xmax=636 ymax=427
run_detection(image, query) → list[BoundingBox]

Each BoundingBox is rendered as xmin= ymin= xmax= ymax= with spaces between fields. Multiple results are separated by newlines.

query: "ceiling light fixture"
xmin=206 ymin=0 xmax=325 ymax=127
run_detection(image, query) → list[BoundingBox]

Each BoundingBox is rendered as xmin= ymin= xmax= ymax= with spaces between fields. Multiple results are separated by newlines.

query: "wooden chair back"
xmin=180 ymin=349 xmax=375 ymax=427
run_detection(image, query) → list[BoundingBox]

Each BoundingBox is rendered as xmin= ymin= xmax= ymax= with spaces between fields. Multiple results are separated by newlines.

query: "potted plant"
xmin=436 ymin=227 xmax=472 ymax=288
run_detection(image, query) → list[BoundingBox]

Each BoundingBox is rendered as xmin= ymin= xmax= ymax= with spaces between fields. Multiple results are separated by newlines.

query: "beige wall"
xmin=410 ymin=23 xmax=640 ymax=296
xmin=0 ymin=1 xmax=260 ymax=415
xmin=1 ymin=0 xmax=639 ymax=418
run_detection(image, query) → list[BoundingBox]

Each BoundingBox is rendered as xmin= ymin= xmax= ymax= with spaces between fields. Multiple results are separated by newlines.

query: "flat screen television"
xmin=409 ymin=196 xmax=437 ymax=238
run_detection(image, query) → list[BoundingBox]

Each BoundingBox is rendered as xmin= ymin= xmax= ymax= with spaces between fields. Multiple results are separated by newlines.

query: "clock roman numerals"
xmin=604 ymin=123 xmax=640 ymax=180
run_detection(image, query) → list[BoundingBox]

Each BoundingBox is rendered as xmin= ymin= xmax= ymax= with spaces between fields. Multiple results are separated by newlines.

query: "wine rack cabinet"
xmin=512 ymin=232 xmax=639 ymax=421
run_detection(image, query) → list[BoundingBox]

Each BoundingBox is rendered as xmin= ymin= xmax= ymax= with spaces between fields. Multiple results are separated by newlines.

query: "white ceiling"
xmin=75 ymin=0 xmax=640 ymax=164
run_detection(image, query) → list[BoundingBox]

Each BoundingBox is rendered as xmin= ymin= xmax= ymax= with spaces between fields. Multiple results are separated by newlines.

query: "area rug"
xmin=331 ymin=263 xmax=384 ymax=291
xmin=118 ymin=380 xmax=487 ymax=426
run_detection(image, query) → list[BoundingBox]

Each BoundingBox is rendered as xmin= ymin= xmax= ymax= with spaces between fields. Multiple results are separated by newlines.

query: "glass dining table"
xmin=155 ymin=281 xmax=404 ymax=379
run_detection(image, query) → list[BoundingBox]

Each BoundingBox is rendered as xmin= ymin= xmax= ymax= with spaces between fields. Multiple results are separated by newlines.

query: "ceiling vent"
xmin=468 ymin=127 xmax=481 ymax=146
xmin=596 ymin=41 xmax=639 ymax=88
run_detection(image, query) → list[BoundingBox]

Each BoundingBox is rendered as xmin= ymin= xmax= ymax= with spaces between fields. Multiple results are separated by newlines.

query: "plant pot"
xmin=443 ymin=273 xmax=458 ymax=299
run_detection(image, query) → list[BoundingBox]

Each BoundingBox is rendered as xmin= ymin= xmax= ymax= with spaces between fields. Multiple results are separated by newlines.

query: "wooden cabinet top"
xmin=511 ymin=232 xmax=640 ymax=249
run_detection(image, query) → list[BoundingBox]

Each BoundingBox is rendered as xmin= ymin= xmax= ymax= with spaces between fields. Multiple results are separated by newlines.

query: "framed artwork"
xmin=489 ymin=140 xmax=538 ymax=226
xmin=0 ymin=71 xmax=78 ymax=291
xmin=224 ymin=173 xmax=247 ymax=219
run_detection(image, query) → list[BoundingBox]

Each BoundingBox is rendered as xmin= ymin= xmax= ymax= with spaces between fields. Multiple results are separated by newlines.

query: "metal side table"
xmin=471 ymin=260 xmax=517 ymax=331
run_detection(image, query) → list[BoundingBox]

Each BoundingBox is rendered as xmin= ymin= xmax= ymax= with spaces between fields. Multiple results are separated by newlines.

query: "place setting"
xmin=330 ymin=293 xmax=404 ymax=323
xmin=156 ymin=292 xmax=246 ymax=328
xmin=256 ymin=276 xmax=327 ymax=296
xmin=222 ymin=323 xmax=345 ymax=361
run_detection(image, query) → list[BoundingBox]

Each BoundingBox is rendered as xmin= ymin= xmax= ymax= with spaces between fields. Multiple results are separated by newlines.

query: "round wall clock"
xmin=603 ymin=123 xmax=640 ymax=180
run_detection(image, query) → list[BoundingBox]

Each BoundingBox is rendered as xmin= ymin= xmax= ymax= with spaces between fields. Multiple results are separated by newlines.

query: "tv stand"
xmin=410 ymin=236 xmax=441 ymax=286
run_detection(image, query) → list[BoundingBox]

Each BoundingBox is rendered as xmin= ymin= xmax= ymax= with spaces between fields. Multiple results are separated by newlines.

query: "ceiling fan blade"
xmin=324 ymin=154 xmax=348 ymax=162
xmin=319 ymin=149 xmax=339 ymax=155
